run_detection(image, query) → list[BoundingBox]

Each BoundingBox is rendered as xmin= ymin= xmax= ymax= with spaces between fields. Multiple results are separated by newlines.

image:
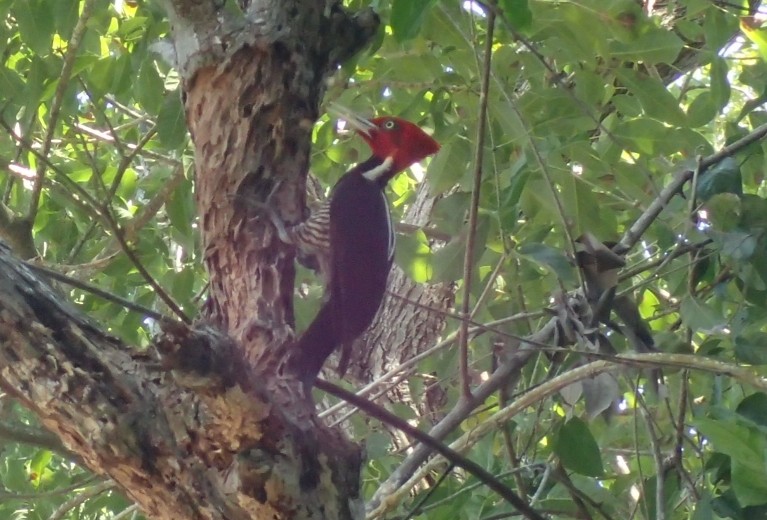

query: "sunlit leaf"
xmin=15 ymin=0 xmax=54 ymax=56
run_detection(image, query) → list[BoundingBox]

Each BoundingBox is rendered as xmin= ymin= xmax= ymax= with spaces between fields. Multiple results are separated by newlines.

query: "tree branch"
xmin=22 ymin=261 xmax=169 ymax=321
xmin=0 ymin=239 xmax=367 ymax=519
xmin=619 ymin=122 xmax=767 ymax=251
xmin=458 ymin=5 xmax=496 ymax=400
xmin=368 ymin=320 xmax=558 ymax=514
xmin=315 ymin=380 xmax=546 ymax=520
xmin=379 ymin=351 xmax=767 ymax=515
xmin=0 ymin=421 xmax=77 ymax=460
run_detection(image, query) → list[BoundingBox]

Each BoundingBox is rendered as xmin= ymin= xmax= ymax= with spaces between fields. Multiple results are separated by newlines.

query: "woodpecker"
xmin=271 ymin=112 xmax=440 ymax=390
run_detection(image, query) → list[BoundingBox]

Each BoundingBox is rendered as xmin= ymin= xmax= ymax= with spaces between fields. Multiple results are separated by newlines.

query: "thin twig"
xmin=27 ymin=0 xmax=97 ymax=224
xmin=23 ymin=261 xmax=170 ymax=322
xmin=0 ymin=119 xmax=105 ymax=222
xmin=387 ymin=289 xmax=538 ymax=341
xmin=111 ymin=504 xmax=139 ymax=520
xmin=458 ymin=5 xmax=496 ymax=400
xmin=316 ymin=380 xmax=546 ymax=520
xmin=79 ymin=82 xmax=160 ymax=198
xmin=73 ymin=122 xmax=178 ymax=165
xmin=620 ymin=121 xmax=767 ymax=250
xmin=0 ymin=474 xmax=99 ymax=501
xmin=636 ymin=389 xmax=665 ymax=520
xmin=101 ymin=212 xmax=191 ymax=323
xmin=48 ymin=480 xmax=116 ymax=520
xmin=373 ymin=352 xmax=767 ymax=518
xmin=474 ymin=0 xmax=666 ymax=195
xmin=0 ymin=421 xmax=73 ymax=458
xmin=367 ymin=320 xmax=558 ymax=515
xmin=318 ymin=310 xmax=545 ymax=420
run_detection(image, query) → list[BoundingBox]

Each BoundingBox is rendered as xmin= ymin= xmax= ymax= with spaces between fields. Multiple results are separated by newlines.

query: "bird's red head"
xmin=330 ymin=107 xmax=440 ymax=176
xmin=355 ymin=117 xmax=440 ymax=173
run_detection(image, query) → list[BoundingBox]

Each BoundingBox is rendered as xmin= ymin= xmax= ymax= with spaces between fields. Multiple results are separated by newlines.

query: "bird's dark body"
xmin=292 ymin=157 xmax=394 ymax=386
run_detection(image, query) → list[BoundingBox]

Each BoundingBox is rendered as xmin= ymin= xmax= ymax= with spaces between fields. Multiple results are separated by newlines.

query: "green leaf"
xmin=117 ymin=16 xmax=150 ymax=42
xmin=710 ymin=57 xmax=731 ymax=110
xmin=136 ymin=59 xmax=165 ymax=114
xmin=29 ymin=449 xmax=52 ymax=487
xmin=736 ymin=393 xmax=767 ymax=428
xmin=641 ymin=473 xmax=680 ymax=520
xmin=395 ymin=230 xmax=433 ymax=283
xmin=156 ymin=93 xmax=188 ymax=150
xmin=391 ymin=0 xmax=435 ymax=42
xmin=703 ymin=193 xmax=741 ymax=231
xmin=679 ymin=296 xmax=726 ymax=332
xmin=686 ymin=91 xmax=718 ymax=128
xmin=710 ymin=490 xmax=742 ymax=519
xmin=498 ymin=168 xmax=530 ymax=228
xmin=720 ymin=230 xmax=758 ymax=262
xmin=53 ymin=0 xmax=80 ymax=35
xmin=498 ymin=0 xmax=533 ymax=31
xmin=694 ymin=417 xmax=767 ymax=506
xmin=697 ymin=157 xmax=743 ymax=201
xmin=732 ymin=458 xmax=767 ymax=507
xmin=427 ymin=138 xmax=471 ymax=196
xmin=517 ymin=243 xmax=576 ymax=284
xmin=740 ymin=194 xmax=767 ymax=229
xmin=431 ymin=218 xmax=489 ymax=283
xmin=554 ymin=417 xmax=604 ymax=477
xmin=615 ymin=69 xmax=686 ymax=126
xmin=15 ymin=0 xmax=54 ymax=56
xmin=0 ymin=67 xmax=25 ymax=106
xmin=741 ymin=18 xmax=767 ymax=64
xmin=365 ymin=432 xmax=392 ymax=460
xmin=704 ymin=6 xmax=738 ymax=51
xmin=568 ymin=177 xmax=618 ymax=238
xmin=614 ymin=118 xmax=670 ymax=155
xmin=734 ymin=334 xmax=767 ymax=365
xmin=609 ymin=26 xmax=683 ymax=64
xmin=692 ymin=494 xmax=714 ymax=520
xmin=165 ymin=178 xmax=194 ymax=247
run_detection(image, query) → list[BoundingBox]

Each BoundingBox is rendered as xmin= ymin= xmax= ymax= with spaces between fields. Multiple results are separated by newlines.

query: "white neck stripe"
xmin=362 ymin=156 xmax=394 ymax=181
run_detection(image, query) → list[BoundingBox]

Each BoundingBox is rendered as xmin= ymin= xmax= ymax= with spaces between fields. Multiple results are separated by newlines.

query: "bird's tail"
xmin=289 ymin=302 xmax=338 ymax=390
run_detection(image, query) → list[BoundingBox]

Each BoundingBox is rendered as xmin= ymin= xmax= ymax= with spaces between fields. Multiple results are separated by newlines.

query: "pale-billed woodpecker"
xmin=270 ymin=111 xmax=440 ymax=390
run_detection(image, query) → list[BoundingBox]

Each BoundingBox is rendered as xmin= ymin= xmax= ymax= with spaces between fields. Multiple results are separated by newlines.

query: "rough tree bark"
xmin=0 ymin=0 xmax=380 ymax=518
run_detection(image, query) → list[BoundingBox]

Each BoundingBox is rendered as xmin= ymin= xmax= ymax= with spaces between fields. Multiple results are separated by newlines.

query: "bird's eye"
xmin=383 ymin=120 xmax=396 ymax=130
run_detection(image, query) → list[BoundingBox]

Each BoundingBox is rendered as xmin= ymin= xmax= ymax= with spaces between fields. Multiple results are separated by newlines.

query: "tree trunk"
xmin=0 ymin=0 xmax=380 ymax=518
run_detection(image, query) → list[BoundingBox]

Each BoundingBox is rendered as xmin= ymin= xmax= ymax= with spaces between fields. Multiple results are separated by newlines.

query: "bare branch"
xmin=24 ymin=261 xmax=170 ymax=321
xmin=316 ymin=380 xmax=547 ymax=520
xmin=458 ymin=6 xmax=496 ymax=399
xmin=619 ymin=121 xmax=767 ymax=250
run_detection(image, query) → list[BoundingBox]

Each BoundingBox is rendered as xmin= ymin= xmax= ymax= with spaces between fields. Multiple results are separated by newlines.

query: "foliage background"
xmin=2 ymin=0 xmax=767 ymax=518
